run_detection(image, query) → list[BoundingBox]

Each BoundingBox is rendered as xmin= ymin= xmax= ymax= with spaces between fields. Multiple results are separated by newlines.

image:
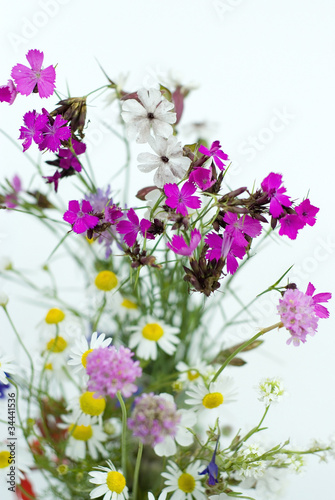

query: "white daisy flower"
xmin=67 ymin=391 xmax=106 ymax=426
xmin=209 ymin=494 xmax=230 ymax=500
xmin=121 ymin=87 xmax=176 ymax=144
xmin=39 ymin=307 xmax=82 ymax=339
xmin=154 ymin=394 xmax=197 ymax=457
xmin=0 ymin=440 xmax=33 ymax=481
xmin=257 ymin=377 xmax=285 ymax=406
xmin=127 ymin=317 xmax=180 ymax=361
xmin=137 ymin=135 xmax=191 ymax=188
xmin=0 ymin=353 xmax=16 ymax=384
xmin=161 ymin=460 xmax=206 ymax=500
xmin=185 ymin=376 xmax=237 ymax=419
xmin=103 ymin=418 xmax=122 ymax=438
xmin=176 ymin=361 xmax=214 ymax=388
xmin=41 ymin=326 xmax=74 ymax=372
xmin=89 ymin=459 xmax=128 ymax=500
xmin=59 ymin=414 xmax=108 ymax=461
xmin=68 ymin=331 xmax=112 ymax=376
xmin=148 ymin=492 xmax=167 ymax=500
xmin=110 ymin=292 xmax=140 ymax=321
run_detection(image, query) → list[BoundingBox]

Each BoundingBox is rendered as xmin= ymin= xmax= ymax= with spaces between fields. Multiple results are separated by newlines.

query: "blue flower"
xmin=199 ymin=434 xmax=220 ymax=485
xmin=0 ymin=373 xmax=10 ymax=399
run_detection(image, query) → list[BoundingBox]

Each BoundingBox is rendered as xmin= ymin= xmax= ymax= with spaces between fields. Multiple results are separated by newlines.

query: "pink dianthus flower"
xmin=11 ymin=49 xmax=56 ymax=98
xmin=116 ymin=208 xmax=154 ymax=247
xmin=198 ymin=140 xmax=229 ymax=171
xmin=261 ymin=172 xmax=292 ymax=218
xmin=164 ymin=181 xmax=201 ymax=216
xmin=0 ymin=80 xmax=17 ymax=105
xmin=63 ymin=200 xmax=99 ymax=234
xmin=86 ymin=346 xmax=142 ymax=399
xmin=167 ymin=228 xmax=201 ymax=256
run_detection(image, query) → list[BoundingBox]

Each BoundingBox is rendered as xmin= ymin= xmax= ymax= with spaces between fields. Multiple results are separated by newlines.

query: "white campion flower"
xmin=257 ymin=378 xmax=285 ymax=406
xmin=137 ymin=135 xmax=191 ymax=188
xmin=121 ymin=88 xmax=176 ymax=143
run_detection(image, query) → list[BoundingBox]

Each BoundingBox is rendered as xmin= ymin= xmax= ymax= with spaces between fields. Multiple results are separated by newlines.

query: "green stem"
xmin=211 ymin=321 xmax=283 ymax=383
xmin=132 ymin=441 xmax=143 ymax=500
xmin=117 ymin=391 xmax=128 ymax=479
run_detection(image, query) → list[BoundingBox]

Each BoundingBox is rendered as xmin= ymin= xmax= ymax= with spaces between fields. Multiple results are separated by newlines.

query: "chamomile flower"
xmin=110 ymin=292 xmax=140 ymax=321
xmin=68 ymin=331 xmax=112 ymax=376
xmin=0 ymin=440 xmax=33 ymax=481
xmin=176 ymin=361 xmax=214 ymax=389
xmin=0 ymin=353 xmax=16 ymax=384
xmin=127 ymin=317 xmax=180 ymax=360
xmin=161 ymin=460 xmax=206 ymax=500
xmin=89 ymin=460 xmax=128 ymax=500
xmin=185 ymin=376 xmax=237 ymax=420
xmin=59 ymin=414 xmax=108 ymax=461
xmin=41 ymin=328 xmax=73 ymax=371
xmin=148 ymin=493 xmax=167 ymax=500
xmin=67 ymin=391 xmax=106 ymax=426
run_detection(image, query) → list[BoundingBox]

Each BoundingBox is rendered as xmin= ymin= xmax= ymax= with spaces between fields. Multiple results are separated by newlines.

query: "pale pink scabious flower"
xmin=128 ymin=392 xmax=181 ymax=446
xmin=277 ymin=288 xmax=319 ymax=346
xmin=86 ymin=346 xmax=142 ymax=399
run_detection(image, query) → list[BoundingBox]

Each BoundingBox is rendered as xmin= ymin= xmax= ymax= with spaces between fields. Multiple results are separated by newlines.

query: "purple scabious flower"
xmin=261 ymin=172 xmax=292 ymax=218
xmin=0 ymin=79 xmax=17 ymax=105
xmin=167 ymin=228 xmax=201 ymax=256
xmin=164 ymin=181 xmax=201 ymax=216
xmin=86 ymin=346 xmax=142 ymax=399
xmin=306 ymin=282 xmax=332 ymax=319
xmin=86 ymin=186 xmax=113 ymax=213
xmin=63 ymin=200 xmax=100 ymax=234
xmin=277 ymin=288 xmax=319 ymax=345
xmin=11 ymin=49 xmax=56 ymax=98
xmin=199 ymin=140 xmax=229 ymax=171
xmin=116 ymin=208 xmax=154 ymax=247
xmin=295 ymin=198 xmax=319 ymax=227
xmin=39 ymin=113 xmax=71 ymax=152
xmin=223 ymin=212 xmax=262 ymax=247
xmin=128 ymin=392 xmax=181 ymax=446
xmin=189 ymin=167 xmax=216 ymax=191
xmin=19 ymin=110 xmax=48 ymax=152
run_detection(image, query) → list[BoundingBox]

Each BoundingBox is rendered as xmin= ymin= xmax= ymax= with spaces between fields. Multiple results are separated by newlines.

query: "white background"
xmin=0 ymin=0 xmax=335 ymax=499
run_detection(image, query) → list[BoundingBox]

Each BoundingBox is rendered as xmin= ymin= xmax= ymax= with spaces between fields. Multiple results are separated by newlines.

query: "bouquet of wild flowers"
xmin=0 ymin=49 xmax=333 ymax=500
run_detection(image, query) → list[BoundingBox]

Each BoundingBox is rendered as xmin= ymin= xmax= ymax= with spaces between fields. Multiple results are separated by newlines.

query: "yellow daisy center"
xmin=106 ymin=470 xmax=126 ymax=493
xmin=81 ymin=349 xmax=94 ymax=368
xmin=121 ymin=298 xmax=137 ymax=309
xmin=187 ymin=369 xmax=200 ymax=381
xmin=79 ymin=392 xmax=106 ymax=416
xmin=45 ymin=308 xmax=65 ymax=324
xmin=95 ymin=271 xmax=118 ymax=291
xmin=178 ymin=472 xmax=196 ymax=493
xmin=46 ymin=336 xmax=68 ymax=353
xmin=202 ymin=392 xmax=224 ymax=409
xmin=44 ymin=362 xmax=53 ymax=370
xmin=0 ymin=451 xmax=10 ymax=469
xmin=142 ymin=323 xmax=164 ymax=341
xmin=69 ymin=424 xmax=93 ymax=441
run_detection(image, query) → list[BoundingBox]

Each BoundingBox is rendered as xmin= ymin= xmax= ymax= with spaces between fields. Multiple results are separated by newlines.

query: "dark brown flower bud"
xmin=51 ymin=97 xmax=87 ymax=138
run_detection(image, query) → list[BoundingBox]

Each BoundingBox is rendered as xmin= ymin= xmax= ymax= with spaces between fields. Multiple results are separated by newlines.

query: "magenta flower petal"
xmin=11 ymin=49 xmax=56 ymax=98
xmin=278 ymin=214 xmax=305 ymax=240
xmin=39 ymin=114 xmax=71 ymax=153
xmin=262 ymin=172 xmax=292 ymax=217
xmin=167 ymin=228 xmax=201 ymax=256
xmin=0 ymin=80 xmax=17 ymax=105
xmin=26 ymin=49 xmax=44 ymax=71
xmin=305 ymin=282 xmax=332 ymax=319
xmin=199 ymin=140 xmax=229 ymax=171
xmin=189 ymin=168 xmax=215 ymax=191
xmin=164 ymin=182 xmax=201 ymax=216
xmin=63 ymin=199 xmax=99 ymax=234
xmin=295 ymin=199 xmax=319 ymax=227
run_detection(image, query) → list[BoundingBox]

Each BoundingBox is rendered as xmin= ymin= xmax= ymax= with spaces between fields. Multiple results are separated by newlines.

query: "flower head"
xmin=261 ymin=172 xmax=292 ymax=218
xmin=127 ymin=317 xmax=180 ymax=361
xmin=199 ymin=140 xmax=229 ymax=171
xmin=68 ymin=331 xmax=112 ymax=376
xmin=199 ymin=434 xmax=220 ymax=486
xmin=39 ymin=113 xmax=71 ymax=153
xmin=58 ymin=139 xmax=86 ymax=172
xmin=116 ymin=208 xmax=154 ymax=247
xmin=59 ymin=414 xmax=108 ymax=461
xmin=19 ymin=110 xmax=48 ymax=152
xmin=189 ymin=167 xmax=216 ymax=191
xmin=295 ymin=198 xmax=319 ymax=227
xmin=63 ymin=200 xmax=100 ymax=234
xmin=4 ymin=175 xmax=22 ymax=209
xmin=167 ymin=228 xmax=201 ymax=256
xmin=164 ymin=182 xmax=201 ymax=216
xmin=258 ymin=378 xmax=285 ymax=406
xmin=0 ymin=353 xmax=16 ymax=385
xmin=0 ymin=80 xmax=17 ymax=105
xmin=89 ymin=460 xmax=128 ymax=500
xmin=11 ymin=49 xmax=56 ymax=98
xmin=121 ymin=87 xmax=176 ymax=143
xmin=137 ymin=135 xmax=191 ymax=188
xmin=223 ymin=212 xmax=262 ymax=247
xmin=185 ymin=376 xmax=237 ymax=420
xmin=86 ymin=346 xmax=142 ymax=399
xmin=277 ymin=288 xmax=319 ymax=345
xmin=305 ymin=282 xmax=332 ymax=319
xmin=161 ymin=461 xmax=206 ymax=500
xmin=278 ymin=214 xmax=305 ymax=240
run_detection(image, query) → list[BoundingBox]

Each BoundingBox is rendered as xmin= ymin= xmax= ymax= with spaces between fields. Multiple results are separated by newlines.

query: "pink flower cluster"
xmin=128 ymin=393 xmax=181 ymax=446
xmin=277 ymin=283 xmax=331 ymax=346
xmin=86 ymin=346 xmax=142 ymax=399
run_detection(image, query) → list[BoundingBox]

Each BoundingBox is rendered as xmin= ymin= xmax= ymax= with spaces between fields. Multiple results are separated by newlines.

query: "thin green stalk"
xmin=132 ymin=441 xmax=143 ymax=500
xmin=211 ymin=321 xmax=283 ymax=383
xmin=117 ymin=391 xmax=128 ymax=479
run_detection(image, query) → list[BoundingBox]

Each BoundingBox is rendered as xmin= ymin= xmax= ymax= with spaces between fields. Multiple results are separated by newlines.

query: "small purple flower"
xmin=295 ymin=199 xmax=319 ymax=227
xmin=199 ymin=140 xmax=229 ymax=170
xmin=306 ymin=282 xmax=331 ymax=319
xmin=63 ymin=200 xmax=100 ymax=234
xmin=0 ymin=80 xmax=17 ymax=105
xmin=4 ymin=175 xmax=22 ymax=209
xmin=199 ymin=434 xmax=220 ymax=486
xmin=105 ymin=205 xmax=123 ymax=224
xmin=261 ymin=172 xmax=292 ymax=218
xmin=19 ymin=110 xmax=48 ymax=152
xmin=128 ymin=392 xmax=181 ymax=446
xmin=86 ymin=186 xmax=113 ymax=213
xmin=167 ymin=228 xmax=201 ymax=256
xmin=224 ymin=212 xmax=262 ymax=247
xmin=44 ymin=171 xmax=62 ymax=192
xmin=278 ymin=214 xmax=305 ymax=240
xmin=39 ymin=114 xmax=71 ymax=153
xmin=116 ymin=208 xmax=154 ymax=247
xmin=164 ymin=182 xmax=201 ymax=216
xmin=189 ymin=167 xmax=216 ymax=191
xmin=205 ymin=231 xmax=246 ymax=274
xmin=11 ymin=49 xmax=56 ymax=98
xmin=86 ymin=346 xmax=142 ymax=399
xmin=58 ymin=139 xmax=86 ymax=172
